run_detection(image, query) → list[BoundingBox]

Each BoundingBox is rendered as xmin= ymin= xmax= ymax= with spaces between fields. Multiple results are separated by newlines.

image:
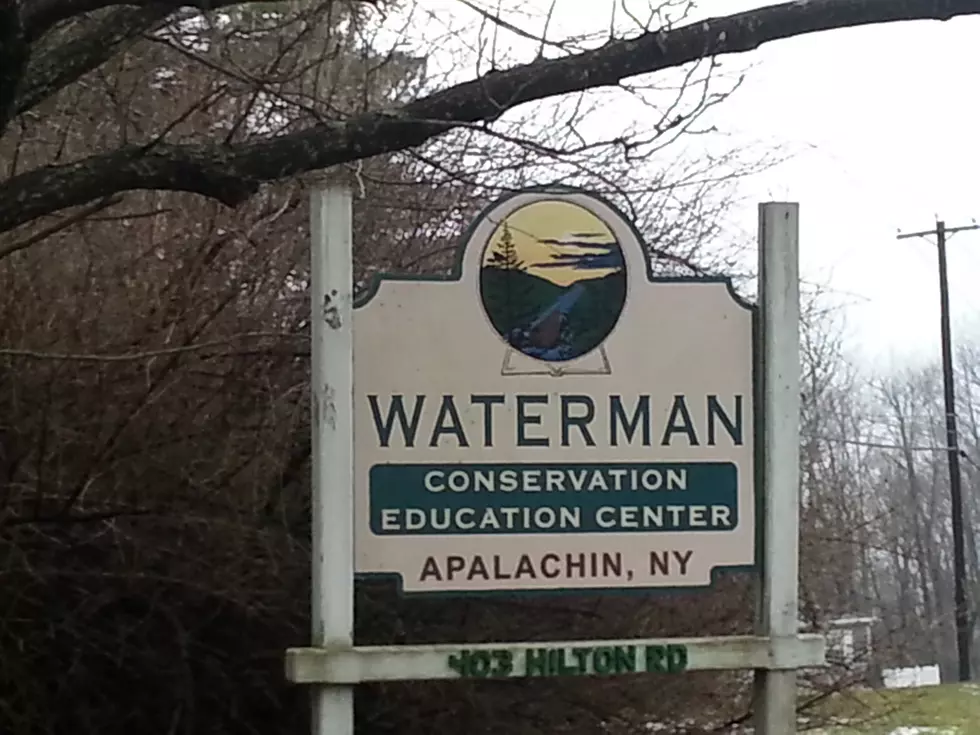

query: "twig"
xmin=1 ymin=507 xmax=154 ymax=527
xmin=0 ymin=195 xmax=123 ymax=260
xmin=0 ymin=332 xmax=309 ymax=362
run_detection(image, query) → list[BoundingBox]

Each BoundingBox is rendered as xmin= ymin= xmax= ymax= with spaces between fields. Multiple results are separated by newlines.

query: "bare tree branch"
xmin=0 ymin=331 xmax=307 ymax=362
xmin=11 ymin=0 xmax=378 ymax=127
xmin=21 ymin=0 xmax=379 ymax=42
xmin=452 ymin=0 xmax=569 ymax=53
xmin=0 ymin=194 xmax=122 ymax=260
xmin=1 ymin=0 xmax=978 ymax=235
xmin=12 ymin=5 xmax=173 ymax=121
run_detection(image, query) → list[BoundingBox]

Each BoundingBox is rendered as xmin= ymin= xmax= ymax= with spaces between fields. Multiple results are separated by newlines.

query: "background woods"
xmin=0 ymin=2 xmax=766 ymax=733
xmin=3 ymin=0 xmax=980 ymax=733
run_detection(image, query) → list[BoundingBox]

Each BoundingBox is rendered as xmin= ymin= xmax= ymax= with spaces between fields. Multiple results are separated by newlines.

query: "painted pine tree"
xmin=486 ymin=222 xmax=524 ymax=271
xmin=484 ymin=223 xmax=528 ymax=339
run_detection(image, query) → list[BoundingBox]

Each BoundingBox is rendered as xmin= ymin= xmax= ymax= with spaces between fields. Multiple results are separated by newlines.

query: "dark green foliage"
xmin=564 ymin=270 xmax=628 ymax=356
xmin=480 ymin=265 xmax=626 ymax=360
xmin=480 ymin=265 xmax=563 ymax=337
xmin=0 ymin=0 xmax=779 ymax=731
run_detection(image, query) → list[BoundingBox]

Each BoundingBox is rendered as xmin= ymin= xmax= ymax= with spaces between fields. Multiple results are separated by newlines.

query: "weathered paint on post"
xmin=310 ymin=187 xmax=355 ymax=735
xmin=753 ymin=202 xmax=802 ymax=734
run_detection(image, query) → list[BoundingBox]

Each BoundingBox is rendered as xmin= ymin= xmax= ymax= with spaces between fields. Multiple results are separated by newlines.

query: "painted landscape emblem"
xmin=479 ymin=199 xmax=627 ymax=363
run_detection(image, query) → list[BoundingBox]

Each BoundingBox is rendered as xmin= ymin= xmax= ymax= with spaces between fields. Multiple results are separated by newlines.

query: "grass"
xmin=810 ymin=683 xmax=980 ymax=734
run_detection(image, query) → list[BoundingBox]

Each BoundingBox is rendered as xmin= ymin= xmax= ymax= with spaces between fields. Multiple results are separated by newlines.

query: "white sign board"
xmin=352 ymin=188 xmax=756 ymax=594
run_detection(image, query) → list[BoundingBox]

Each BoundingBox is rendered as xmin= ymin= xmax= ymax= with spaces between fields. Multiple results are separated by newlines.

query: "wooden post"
xmin=754 ymin=202 xmax=802 ymax=734
xmin=310 ymin=187 xmax=355 ymax=735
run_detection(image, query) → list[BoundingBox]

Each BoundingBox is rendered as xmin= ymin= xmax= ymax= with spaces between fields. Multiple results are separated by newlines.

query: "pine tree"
xmin=485 ymin=222 xmax=530 ymax=339
xmin=487 ymin=222 xmax=524 ymax=272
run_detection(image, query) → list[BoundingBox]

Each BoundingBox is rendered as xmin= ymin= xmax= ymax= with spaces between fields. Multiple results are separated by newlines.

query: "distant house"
xmin=823 ymin=616 xmax=876 ymax=671
xmin=798 ymin=615 xmax=877 ymax=687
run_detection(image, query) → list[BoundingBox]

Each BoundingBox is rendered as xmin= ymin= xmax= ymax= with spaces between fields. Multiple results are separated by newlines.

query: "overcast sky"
xmin=409 ymin=1 xmax=980 ymax=368
xmin=697 ymin=1 xmax=980 ymax=367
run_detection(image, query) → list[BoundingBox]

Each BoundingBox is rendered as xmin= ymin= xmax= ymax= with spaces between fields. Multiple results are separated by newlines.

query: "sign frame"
xmin=296 ymin=187 xmax=818 ymax=735
xmin=351 ymin=184 xmax=762 ymax=597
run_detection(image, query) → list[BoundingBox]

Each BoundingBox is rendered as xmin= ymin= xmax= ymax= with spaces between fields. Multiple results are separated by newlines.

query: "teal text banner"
xmin=369 ymin=462 xmax=738 ymax=535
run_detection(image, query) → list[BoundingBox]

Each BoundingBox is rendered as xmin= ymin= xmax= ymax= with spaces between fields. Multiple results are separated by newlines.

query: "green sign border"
xmin=352 ymin=184 xmax=763 ymax=598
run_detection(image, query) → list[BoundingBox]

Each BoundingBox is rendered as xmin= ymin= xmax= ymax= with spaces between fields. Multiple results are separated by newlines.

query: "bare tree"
xmin=0 ymin=3 xmax=803 ymax=735
xmin=10 ymin=0 xmax=980 ymax=731
xmin=2 ymin=0 xmax=980 ymax=235
xmin=804 ymin=331 xmax=980 ymax=681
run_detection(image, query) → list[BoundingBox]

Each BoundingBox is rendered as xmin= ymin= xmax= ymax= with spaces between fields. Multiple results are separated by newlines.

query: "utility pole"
xmin=898 ymin=219 xmax=980 ymax=682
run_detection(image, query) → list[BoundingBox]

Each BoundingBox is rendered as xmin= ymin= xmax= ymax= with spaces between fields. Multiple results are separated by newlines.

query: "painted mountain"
xmin=479 ymin=208 xmax=628 ymax=363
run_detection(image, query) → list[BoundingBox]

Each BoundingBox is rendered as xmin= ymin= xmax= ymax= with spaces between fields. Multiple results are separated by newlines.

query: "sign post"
xmin=292 ymin=188 xmax=819 ymax=733
xmin=309 ymin=187 xmax=355 ymax=735
xmin=754 ymin=202 xmax=802 ymax=734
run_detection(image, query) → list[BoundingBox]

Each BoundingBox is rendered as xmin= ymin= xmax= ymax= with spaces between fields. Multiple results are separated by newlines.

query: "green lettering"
xmin=525 ymin=648 xmax=548 ymax=676
xmin=570 ymin=647 xmax=591 ymax=674
xmin=593 ymin=647 xmax=614 ymax=675
xmin=645 ymin=645 xmax=666 ymax=673
xmin=557 ymin=648 xmax=578 ymax=675
xmin=470 ymin=650 xmax=492 ymax=678
xmin=666 ymin=645 xmax=689 ymax=673
xmin=491 ymin=649 xmax=514 ymax=676
xmin=613 ymin=645 xmax=637 ymax=674
xmin=447 ymin=650 xmax=470 ymax=676
xmin=547 ymin=648 xmax=560 ymax=676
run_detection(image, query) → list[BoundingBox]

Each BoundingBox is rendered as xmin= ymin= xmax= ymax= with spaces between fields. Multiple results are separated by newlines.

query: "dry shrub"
xmin=0 ymin=159 xmax=764 ymax=733
xmin=0 ymin=3 xmax=777 ymax=732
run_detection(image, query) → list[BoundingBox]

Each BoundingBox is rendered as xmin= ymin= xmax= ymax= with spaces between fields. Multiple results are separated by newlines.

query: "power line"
xmin=897 ymin=219 xmax=980 ymax=683
xmin=809 ymin=434 xmax=954 ymax=453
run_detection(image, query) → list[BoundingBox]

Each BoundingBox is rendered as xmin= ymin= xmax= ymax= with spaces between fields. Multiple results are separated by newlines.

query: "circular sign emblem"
xmin=478 ymin=199 xmax=628 ymax=363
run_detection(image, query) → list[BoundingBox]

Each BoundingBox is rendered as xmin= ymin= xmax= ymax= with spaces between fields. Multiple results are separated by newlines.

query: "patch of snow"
xmin=883 ymin=665 xmax=942 ymax=689
xmin=961 ymin=683 xmax=980 ymax=696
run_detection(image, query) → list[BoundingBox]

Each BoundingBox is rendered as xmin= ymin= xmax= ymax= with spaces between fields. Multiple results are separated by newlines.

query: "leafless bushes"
xmin=0 ymin=2 xmax=788 ymax=733
xmin=0 ymin=165 xmax=485 ymax=735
